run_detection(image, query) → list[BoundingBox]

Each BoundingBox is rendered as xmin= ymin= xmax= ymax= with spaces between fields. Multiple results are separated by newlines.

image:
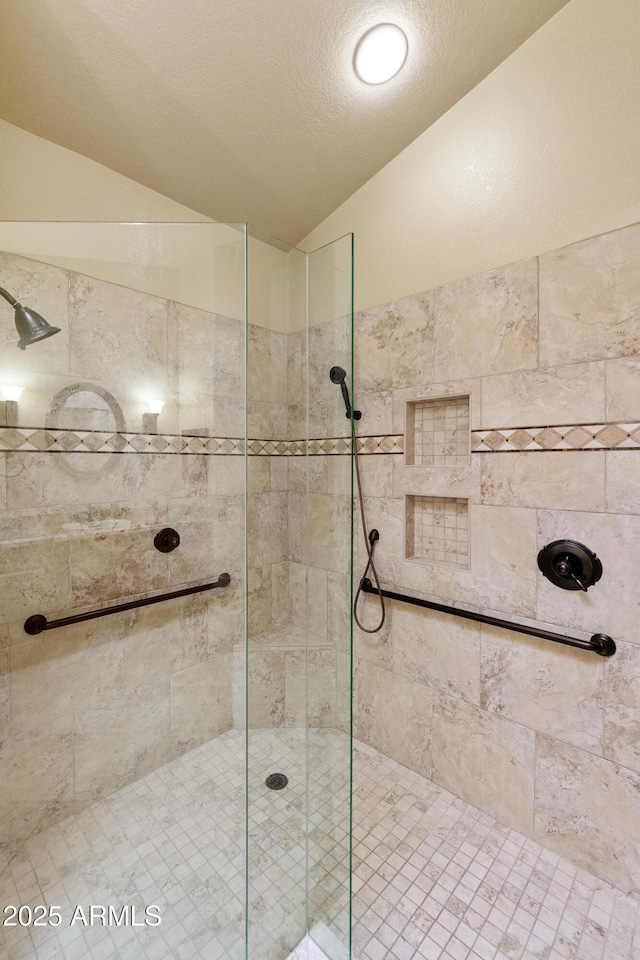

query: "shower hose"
xmin=352 ymin=417 xmax=386 ymax=634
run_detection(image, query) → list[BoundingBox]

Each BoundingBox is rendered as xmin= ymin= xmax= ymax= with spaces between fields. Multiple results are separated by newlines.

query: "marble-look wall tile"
xmin=326 ymin=455 xmax=351 ymax=496
xmin=0 ymin=536 xmax=70 ymax=625
xmin=355 ymin=659 xmax=433 ymax=778
xmin=603 ymin=640 xmax=640 ymax=774
xmin=480 ymin=451 xmax=606 ymax=512
xmin=353 ymin=589 xmax=393 ymax=668
xmin=247 ymin=456 xmax=272 ymax=494
xmin=74 ymin=679 xmax=171 ymax=804
xmin=535 ymin=735 xmax=640 ymax=895
xmin=432 ymin=695 xmax=535 ymax=833
xmin=307 ymin=566 xmax=328 ymax=643
xmin=327 ymin=571 xmax=350 ymax=653
xmin=356 ymin=390 xmax=393 ymax=436
xmin=169 ymin=301 xmax=216 ymax=411
xmin=247 ymin=651 xmax=285 ymax=727
xmin=393 ymin=605 xmax=481 ymax=704
xmin=482 ymin=362 xmax=606 ymax=428
xmin=481 ymin=624 xmax=604 ymax=754
xmin=271 ymin=561 xmax=290 ymax=626
xmin=0 ymin=632 xmax=9 ymax=741
xmin=69 ymin=273 xmax=168 ymax=388
xmin=248 ymin=325 xmax=287 ymax=405
xmin=537 ymin=509 xmax=640 ymax=644
xmin=393 ymin=461 xmax=478 ymax=500
xmin=433 ymin=259 xmax=538 ymax=381
xmin=170 ymin=652 xmax=233 ymax=757
xmin=9 ymin=615 xmax=126 ymax=736
xmin=539 ymin=223 xmax=640 ymax=367
xmin=248 ymin=492 xmax=288 ymax=567
xmin=0 ymin=718 xmax=74 ymax=867
xmin=356 ymin=292 xmax=434 ymax=394
xmin=212 ymin=315 xmax=244 ymax=401
xmin=168 ymin=495 xmax=244 ymax=583
xmin=7 ymin=453 xmax=207 ymax=510
xmin=69 ymin=501 xmax=170 ymax=605
xmin=431 ymin=504 xmax=538 ymax=618
xmin=355 ymin=454 xmax=394 ymax=499
xmin=308 ymin=494 xmax=350 ymax=573
xmin=284 ymin=650 xmax=305 ymax=727
xmin=336 ymin=651 xmax=351 ymax=736
xmin=248 ymin=565 xmax=274 ymax=637
xmin=308 ymin=650 xmax=337 ymax=728
xmin=606 ymin=451 xmax=640 ymax=514
xmin=606 ymin=356 xmax=640 ymax=421
xmin=247 ymin=400 xmax=288 ymax=440
xmin=123 ymin=593 xmax=208 ymax=690
xmin=210 ymin=566 xmax=245 ymax=654
xmin=208 ymin=454 xmax=245 ymax=497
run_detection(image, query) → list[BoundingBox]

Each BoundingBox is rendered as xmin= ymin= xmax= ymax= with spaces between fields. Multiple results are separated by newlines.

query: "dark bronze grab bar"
xmin=360 ymin=577 xmax=615 ymax=657
xmin=24 ymin=574 xmax=231 ymax=635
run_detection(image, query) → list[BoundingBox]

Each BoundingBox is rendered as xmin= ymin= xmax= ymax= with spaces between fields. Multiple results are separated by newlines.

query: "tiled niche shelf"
xmin=406 ymin=395 xmax=470 ymax=465
xmin=405 ymin=496 xmax=469 ymax=567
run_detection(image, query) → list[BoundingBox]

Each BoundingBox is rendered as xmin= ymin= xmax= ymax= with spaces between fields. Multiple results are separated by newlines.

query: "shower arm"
xmin=0 ymin=287 xmax=18 ymax=308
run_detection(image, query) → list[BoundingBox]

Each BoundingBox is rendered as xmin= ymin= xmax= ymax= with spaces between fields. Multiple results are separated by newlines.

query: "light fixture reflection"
xmin=147 ymin=398 xmax=165 ymax=415
xmin=1 ymin=385 xmax=24 ymax=402
xmin=354 ymin=23 xmax=408 ymax=85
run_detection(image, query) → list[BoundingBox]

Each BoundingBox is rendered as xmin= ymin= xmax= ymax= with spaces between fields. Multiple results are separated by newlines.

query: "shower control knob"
xmin=154 ymin=528 xmax=181 ymax=553
xmin=537 ymin=540 xmax=602 ymax=592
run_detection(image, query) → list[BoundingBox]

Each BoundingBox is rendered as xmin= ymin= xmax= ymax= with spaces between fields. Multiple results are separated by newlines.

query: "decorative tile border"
xmin=472 ymin=422 xmax=640 ymax=452
xmin=0 ymin=427 xmax=246 ymax=455
xmin=0 ymin=427 xmax=404 ymax=456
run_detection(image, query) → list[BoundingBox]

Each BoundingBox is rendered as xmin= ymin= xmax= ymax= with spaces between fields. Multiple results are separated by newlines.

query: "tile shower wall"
xmin=0 ymin=251 xmax=245 ymax=869
xmin=352 ymin=220 xmax=640 ymax=896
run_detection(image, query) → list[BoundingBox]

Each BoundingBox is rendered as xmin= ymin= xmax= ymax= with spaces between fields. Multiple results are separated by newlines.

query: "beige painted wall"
xmin=0 ymin=120 xmax=299 ymax=330
xmin=302 ymin=0 xmax=640 ymax=313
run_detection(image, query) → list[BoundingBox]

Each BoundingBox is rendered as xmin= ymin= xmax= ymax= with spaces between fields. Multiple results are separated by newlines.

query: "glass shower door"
xmin=245 ymin=230 xmax=354 ymax=960
xmin=0 ymin=221 xmax=248 ymax=960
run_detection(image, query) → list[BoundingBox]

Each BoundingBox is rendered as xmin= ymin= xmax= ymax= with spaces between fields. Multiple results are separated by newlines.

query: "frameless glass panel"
xmin=306 ymin=234 xmax=354 ymax=960
xmin=0 ymin=222 xmax=247 ymax=960
xmin=245 ymin=226 xmax=309 ymax=960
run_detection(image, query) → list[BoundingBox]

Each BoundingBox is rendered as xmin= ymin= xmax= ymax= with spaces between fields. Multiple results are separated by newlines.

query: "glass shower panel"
xmin=245 ymin=228 xmax=310 ymax=960
xmin=306 ymin=234 xmax=354 ymax=960
xmin=0 ymin=222 xmax=247 ymax=960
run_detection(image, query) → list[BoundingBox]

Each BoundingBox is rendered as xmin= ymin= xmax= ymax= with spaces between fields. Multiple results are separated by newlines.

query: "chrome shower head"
xmin=0 ymin=286 xmax=61 ymax=350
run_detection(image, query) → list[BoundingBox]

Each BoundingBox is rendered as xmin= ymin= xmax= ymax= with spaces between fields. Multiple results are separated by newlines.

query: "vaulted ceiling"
xmin=0 ymin=0 xmax=569 ymax=245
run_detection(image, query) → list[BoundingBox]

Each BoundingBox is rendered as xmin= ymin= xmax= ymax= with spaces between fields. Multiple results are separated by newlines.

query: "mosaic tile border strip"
xmin=0 ymin=427 xmax=404 ymax=456
xmin=472 ymin=422 xmax=640 ymax=452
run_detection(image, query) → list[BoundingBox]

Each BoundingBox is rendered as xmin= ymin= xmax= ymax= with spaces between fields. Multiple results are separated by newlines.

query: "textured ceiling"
xmin=0 ymin=0 xmax=570 ymax=245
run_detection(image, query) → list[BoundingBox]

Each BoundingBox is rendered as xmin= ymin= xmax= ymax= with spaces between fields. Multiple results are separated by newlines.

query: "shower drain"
xmin=265 ymin=773 xmax=288 ymax=790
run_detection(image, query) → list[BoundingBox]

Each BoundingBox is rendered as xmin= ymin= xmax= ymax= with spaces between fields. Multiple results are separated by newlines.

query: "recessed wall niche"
xmin=405 ymin=496 xmax=469 ymax=567
xmin=406 ymin=395 xmax=470 ymax=465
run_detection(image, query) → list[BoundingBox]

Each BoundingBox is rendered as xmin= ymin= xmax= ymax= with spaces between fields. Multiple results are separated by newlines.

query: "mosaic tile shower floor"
xmin=0 ymin=729 xmax=349 ymax=960
xmin=3 ymin=731 xmax=640 ymax=960
xmin=352 ymin=742 xmax=640 ymax=960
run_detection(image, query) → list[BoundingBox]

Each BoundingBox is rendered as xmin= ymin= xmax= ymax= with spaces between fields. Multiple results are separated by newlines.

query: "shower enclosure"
xmin=0 ymin=221 xmax=354 ymax=960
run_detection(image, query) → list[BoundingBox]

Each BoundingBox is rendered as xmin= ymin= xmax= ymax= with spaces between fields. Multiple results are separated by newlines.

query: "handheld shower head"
xmin=329 ymin=365 xmax=361 ymax=419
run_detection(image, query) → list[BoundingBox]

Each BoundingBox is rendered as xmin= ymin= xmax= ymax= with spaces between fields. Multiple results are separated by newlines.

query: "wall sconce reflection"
xmin=143 ymin=398 xmax=165 ymax=433
xmin=0 ymin=385 xmax=24 ymax=426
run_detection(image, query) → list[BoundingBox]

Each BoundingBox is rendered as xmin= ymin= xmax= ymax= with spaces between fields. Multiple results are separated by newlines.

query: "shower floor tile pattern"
xmin=352 ymin=742 xmax=640 ymax=960
xmin=3 ymin=731 xmax=640 ymax=960
xmin=0 ymin=728 xmax=349 ymax=960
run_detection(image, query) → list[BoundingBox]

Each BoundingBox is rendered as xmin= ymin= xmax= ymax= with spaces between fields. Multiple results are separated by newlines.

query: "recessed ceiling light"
xmin=353 ymin=23 xmax=408 ymax=85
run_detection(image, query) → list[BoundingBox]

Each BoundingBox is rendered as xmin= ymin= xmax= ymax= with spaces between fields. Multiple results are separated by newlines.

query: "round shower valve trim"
xmin=537 ymin=540 xmax=602 ymax=592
